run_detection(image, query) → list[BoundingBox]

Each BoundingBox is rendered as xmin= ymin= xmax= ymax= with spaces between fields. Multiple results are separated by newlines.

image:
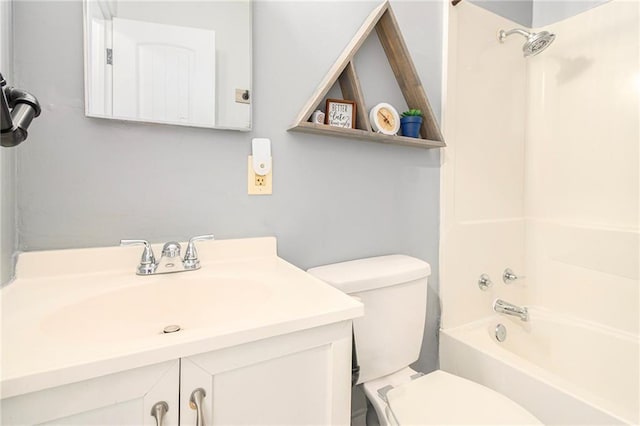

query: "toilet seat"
xmin=384 ymin=370 xmax=542 ymax=425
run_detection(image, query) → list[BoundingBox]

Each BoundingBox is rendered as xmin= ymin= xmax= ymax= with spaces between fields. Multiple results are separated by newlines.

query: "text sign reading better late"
xmin=326 ymin=100 xmax=355 ymax=129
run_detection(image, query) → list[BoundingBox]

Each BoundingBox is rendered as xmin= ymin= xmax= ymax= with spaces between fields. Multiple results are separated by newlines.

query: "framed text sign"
xmin=325 ymin=99 xmax=356 ymax=129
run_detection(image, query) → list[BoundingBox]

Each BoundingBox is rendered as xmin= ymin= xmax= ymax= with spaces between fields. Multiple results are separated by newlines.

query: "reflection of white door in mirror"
xmin=83 ymin=0 xmax=251 ymax=131
xmin=111 ymin=18 xmax=215 ymax=127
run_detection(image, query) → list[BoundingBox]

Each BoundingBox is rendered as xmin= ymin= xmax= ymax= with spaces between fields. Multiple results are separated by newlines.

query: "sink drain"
xmin=163 ymin=325 xmax=181 ymax=334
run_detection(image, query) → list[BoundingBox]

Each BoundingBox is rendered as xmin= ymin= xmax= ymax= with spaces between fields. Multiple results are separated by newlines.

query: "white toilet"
xmin=308 ymin=255 xmax=542 ymax=425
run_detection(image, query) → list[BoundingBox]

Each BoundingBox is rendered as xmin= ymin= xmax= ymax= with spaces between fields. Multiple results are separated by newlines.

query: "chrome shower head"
xmin=498 ymin=28 xmax=556 ymax=57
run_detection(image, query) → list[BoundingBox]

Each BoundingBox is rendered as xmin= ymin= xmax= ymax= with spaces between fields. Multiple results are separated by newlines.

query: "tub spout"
xmin=493 ymin=299 xmax=529 ymax=321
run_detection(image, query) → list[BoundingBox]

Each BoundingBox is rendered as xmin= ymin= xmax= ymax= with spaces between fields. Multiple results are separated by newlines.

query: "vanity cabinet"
xmin=1 ymin=322 xmax=352 ymax=426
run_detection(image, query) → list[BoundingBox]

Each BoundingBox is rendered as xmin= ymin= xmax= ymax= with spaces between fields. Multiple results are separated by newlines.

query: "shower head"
xmin=498 ymin=28 xmax=556 ymax=57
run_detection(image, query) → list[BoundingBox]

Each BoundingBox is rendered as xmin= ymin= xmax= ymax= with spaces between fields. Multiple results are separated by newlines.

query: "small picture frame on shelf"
xmin=325 ymin=99 xmax=356 ymax=129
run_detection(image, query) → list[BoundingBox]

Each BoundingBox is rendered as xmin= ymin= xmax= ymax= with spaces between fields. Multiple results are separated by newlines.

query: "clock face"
xmin=370 ymin=103 xmax=400 ymax=135
xmin=377 ymin=108 xmax=396 ymax=132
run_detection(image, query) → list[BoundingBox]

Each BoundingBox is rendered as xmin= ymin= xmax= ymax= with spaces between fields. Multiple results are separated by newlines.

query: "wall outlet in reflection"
xmin=248 ymin=156 xmax=272 ymax=195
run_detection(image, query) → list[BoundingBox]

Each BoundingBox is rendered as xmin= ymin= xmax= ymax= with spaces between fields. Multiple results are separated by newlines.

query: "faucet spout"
xmin=493 ymin=299 xmax=529 ymax=321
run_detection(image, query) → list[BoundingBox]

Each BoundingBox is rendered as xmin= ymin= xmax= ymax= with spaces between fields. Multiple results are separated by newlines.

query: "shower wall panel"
xmin=441 ymin=2 xmax=527 ymax=328
xmin=524 ymin=0 xmax=639 ymax=334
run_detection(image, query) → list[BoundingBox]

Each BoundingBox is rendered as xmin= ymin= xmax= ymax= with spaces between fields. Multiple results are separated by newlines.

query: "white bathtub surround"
xmin=441 ymin=0 xmax=528 ymax=329
xmin=524 ymin=0 xmax=639 ymax=335
xmin=0 ymin=237 xmax=363 ymax=414
xmin=442 ymin=0 xmax=639 ymax=424
xmin=441 ymin=311 xmax=639 ymax=424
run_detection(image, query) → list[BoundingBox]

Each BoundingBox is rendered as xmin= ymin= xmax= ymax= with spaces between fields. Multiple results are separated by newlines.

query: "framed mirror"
xmin=83 ymin=0 xmax=252 ymax=131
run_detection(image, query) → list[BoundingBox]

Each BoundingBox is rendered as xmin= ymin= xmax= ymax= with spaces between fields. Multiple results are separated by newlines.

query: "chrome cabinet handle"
xmin=183 ymin=235 xmax=215 ymax=270
xmin=189 ymin=388 xmax=207 ymax=426
xmin=120 ymin=239 xmax=157 ymax=275
xmin=150 ymin=401 xmax=169 ymax=426
xmin=503 ymin=268 xmax=526 ymax=284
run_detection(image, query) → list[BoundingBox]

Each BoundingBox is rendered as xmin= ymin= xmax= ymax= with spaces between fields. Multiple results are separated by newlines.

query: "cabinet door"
xmin=1 ymin=360 xmax=179 ymax=426
xmin=179 ymin=321 xmax=353 ymax=426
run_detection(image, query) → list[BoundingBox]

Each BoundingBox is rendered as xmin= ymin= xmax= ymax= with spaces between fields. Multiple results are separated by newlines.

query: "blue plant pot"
xmin=400 ymin=116 xmax=423 ymax=138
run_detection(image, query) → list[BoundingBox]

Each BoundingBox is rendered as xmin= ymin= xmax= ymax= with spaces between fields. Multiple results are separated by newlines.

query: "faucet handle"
xmin=183 ymin=235 xmax=215 ymax=270
xmin=503 ymin=268 xmax=525 ymax=284
xmin=478 ymin=273 xmax=493 ymax=291
xmin=120 ymin=239 xmax=157 ymax=275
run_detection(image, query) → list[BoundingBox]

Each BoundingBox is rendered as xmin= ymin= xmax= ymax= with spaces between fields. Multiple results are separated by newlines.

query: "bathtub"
xmin=440 ymin=309 xmax=639 ymax=425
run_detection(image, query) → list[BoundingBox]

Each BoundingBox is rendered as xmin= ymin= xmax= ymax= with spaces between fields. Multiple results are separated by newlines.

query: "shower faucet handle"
xmin=503 ymin=268 xmax=525 ymax=284
xmin=478 ymin=273 xmax=493 ymax=291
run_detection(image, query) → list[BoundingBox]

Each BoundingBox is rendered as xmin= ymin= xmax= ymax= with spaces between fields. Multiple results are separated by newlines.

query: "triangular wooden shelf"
xmin=288 ymin=1 xmax=445 ymax=149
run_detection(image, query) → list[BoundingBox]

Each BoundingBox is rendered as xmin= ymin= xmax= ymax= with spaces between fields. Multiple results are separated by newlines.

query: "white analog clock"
xmin=369 ymin=103 xmax=400 ymax=135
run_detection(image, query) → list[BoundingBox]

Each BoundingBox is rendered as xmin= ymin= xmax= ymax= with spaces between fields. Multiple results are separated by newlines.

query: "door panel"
xmin=1 ymin=360 xmax=179 ymax=426
xmin=180 ymin=322 xmax=353 ymax=426
xmin=112 ymin=17 xmax=215 ymax=127
xmin=212 ymin=345 xmax=332 ymax=425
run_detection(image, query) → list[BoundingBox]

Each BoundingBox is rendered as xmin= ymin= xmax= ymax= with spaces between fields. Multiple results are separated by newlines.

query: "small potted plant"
xmin=400 ymin=109 xmax=423 ymax=138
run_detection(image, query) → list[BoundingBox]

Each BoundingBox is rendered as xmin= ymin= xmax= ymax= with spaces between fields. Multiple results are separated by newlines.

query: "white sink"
xmin=0 ymin=237 xmax=364 ymax=398
xmin=41 ymin=276 xmax=272 ymax=343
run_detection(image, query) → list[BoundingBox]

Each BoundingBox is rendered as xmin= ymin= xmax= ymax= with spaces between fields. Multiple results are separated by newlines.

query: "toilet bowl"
xmin=365 ymin=368 xmax=541 ymax=425
xmin=308 ymin=255 xmax=542 ymax=426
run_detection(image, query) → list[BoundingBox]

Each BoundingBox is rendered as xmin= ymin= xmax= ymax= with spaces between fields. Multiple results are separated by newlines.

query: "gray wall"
xmin=12 ymin=1 xmax=443 ymax=372
xmin=469 ymin=0 xmax=533 ymax=26
xmin=1 ymin=0 xmax=16 ymax=286
xmin=468 ymin=0 xmax=611 ymax=27
xmin=532 ymin=0 xmax=610 ymax=27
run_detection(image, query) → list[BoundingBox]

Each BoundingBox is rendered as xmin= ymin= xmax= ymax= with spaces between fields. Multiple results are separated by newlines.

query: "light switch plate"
xmin=248 ymin=156 xmax=272 ymax=195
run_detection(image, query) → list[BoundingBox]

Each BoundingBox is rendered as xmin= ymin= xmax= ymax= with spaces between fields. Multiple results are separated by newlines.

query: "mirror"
xmin=83 ymin=0 xmax=251 ymax=131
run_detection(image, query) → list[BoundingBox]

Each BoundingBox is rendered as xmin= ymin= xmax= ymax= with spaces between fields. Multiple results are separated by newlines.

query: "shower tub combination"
xmin=441 ymin=0 xmax=639 ymax=423
xmin=440 ymin=309 xmax=639 ymax=425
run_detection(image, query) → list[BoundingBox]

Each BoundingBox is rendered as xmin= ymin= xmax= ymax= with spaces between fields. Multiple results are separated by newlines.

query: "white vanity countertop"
xmin=0 ymin=237 xmax=363 ymax=398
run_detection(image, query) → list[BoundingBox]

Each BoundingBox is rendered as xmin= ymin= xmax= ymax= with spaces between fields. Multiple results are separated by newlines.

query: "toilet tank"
xmin=308 ymin=255 xmax=431 ymax=384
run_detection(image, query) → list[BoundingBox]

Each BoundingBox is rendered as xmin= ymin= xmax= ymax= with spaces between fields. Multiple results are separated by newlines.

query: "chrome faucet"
xmin=493 ymin=299 xmax=529 ymax=321
xmin=121 ymin=235 xmax=214 ymax=275
xmin=155 ymin=241 xmax=184 ymax=274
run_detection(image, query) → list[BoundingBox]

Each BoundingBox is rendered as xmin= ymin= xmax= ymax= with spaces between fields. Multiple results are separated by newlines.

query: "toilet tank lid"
xmin=307 ymin=255 xmax=431 ymax=294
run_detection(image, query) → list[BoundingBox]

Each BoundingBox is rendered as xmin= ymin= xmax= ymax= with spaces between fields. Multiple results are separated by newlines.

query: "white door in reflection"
xmin=112 ymin=18 xmax=216 ymax=127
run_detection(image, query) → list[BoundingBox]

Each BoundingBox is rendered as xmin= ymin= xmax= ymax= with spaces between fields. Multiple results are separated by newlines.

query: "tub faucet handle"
xmin=503 ymin=268 xmax=525 ymax=284
xmin=478 ymin=273 xmax=493 ymax=291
